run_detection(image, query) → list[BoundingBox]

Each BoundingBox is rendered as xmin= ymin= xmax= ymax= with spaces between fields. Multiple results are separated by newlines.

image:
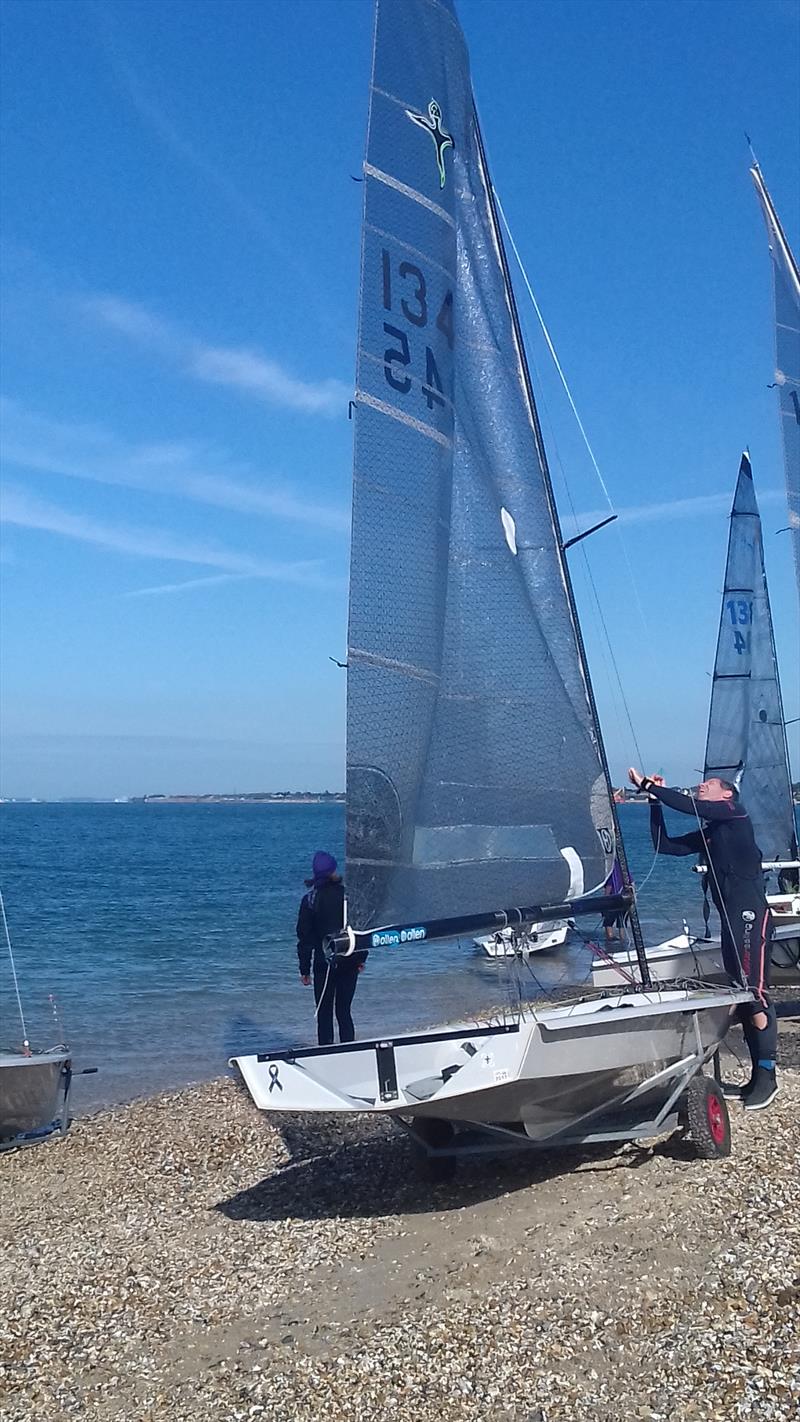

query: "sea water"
xmin=0 ymin=801 xmax=775 ymax=1110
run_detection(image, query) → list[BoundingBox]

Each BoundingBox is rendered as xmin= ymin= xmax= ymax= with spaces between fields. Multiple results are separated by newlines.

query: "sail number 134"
xmin=726 ymin=597 xmax=753 ymax=655
xmin=381 ymin=249 xmax=453 ymax=413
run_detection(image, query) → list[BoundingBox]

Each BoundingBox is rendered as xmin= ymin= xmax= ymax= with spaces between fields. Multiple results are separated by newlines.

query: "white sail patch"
xmin=500 ymin=507 xmax=518 ymax=555
xmin=559 ymin=846 xmax=585 ymax=899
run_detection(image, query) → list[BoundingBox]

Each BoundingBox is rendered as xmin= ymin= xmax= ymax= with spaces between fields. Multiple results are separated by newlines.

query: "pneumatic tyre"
xmin=686 ymin=1074 xmax=731 ymax=1159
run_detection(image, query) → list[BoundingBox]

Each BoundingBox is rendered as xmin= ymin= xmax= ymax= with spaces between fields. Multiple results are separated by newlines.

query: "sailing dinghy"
xmin=475 ymin=919 xmax=570 ymax=958
xmin=595 ymin=453 xmax=800 ymax=986
xmin=704 ymin=453 xmax=799 ymax=965
xmin=232 ymin=0 xmax=749 ymax=1170
xmin=751 ymin=161 xmax=800 ymax=960
xmin=1 ymin=888 xmax=72 ymax=1150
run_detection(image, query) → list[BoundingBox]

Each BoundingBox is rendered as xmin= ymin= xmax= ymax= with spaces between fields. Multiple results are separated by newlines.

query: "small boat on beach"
xmin=232 ymin=0 xmax=748 ymax=1173
xmin=0 ymin=888 xmax=72 ymax=1151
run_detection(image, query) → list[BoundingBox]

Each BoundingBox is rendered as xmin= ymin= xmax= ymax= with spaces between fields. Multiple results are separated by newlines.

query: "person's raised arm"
xmin=649 ymin=798 xmax=704 ymax=856
xmin=645 ymin=781 xmax=740 ymax=822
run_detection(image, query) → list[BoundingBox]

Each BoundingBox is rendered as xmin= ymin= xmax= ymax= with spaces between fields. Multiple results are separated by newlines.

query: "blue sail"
xmin=346 ymin=0 xmax=615 ymax=931
xmin=704 ymin=454 xmax=797 ymax=864
xmin=751 ymin=163 xmax=800 ymax=602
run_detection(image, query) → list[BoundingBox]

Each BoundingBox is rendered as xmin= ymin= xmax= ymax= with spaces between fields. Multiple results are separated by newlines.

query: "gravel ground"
xmin=1 ymin=1021 xmax=798 ymax=1422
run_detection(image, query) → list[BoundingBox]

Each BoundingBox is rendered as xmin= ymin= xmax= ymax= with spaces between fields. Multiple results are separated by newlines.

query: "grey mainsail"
xmin=751 ymin=163 xmax=800 ymax=598
xmin=704 ymin=453 xmax=797 ymax=863
xmin=347 ymin=0 xmax=617 ymax=931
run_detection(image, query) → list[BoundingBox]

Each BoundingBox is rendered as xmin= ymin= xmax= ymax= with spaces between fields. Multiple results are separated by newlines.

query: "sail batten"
xmin=704 ymin=453 xmax=797 ymax=865
xmin=346 ymin=0 xmax=619 ymax=936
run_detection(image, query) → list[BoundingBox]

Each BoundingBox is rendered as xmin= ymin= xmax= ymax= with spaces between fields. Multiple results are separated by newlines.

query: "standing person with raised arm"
xmin=628 ymin=768 xmax=778 ymax=1110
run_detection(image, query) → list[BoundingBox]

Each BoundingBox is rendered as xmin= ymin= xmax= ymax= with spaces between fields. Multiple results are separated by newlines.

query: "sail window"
xmin=500 ymin=507 xmax=518 ymax=555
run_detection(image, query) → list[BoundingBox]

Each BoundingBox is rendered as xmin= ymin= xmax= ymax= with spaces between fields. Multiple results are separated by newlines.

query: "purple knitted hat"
xmin=306 ymin=850 xmax=338 ymax=885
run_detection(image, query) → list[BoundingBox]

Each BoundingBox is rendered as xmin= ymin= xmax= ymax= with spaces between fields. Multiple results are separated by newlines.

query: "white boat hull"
xmin=232 ymin=988 xmax=749 ymax=1146
xmin=591 ymin=933 xmax=726 ymax=989
xmin=475 ymin=921 xmax=569 ymax=957
xmin=0 ymin=1050 xmax=71 ymax=1146
xmin=769 ymin=893 xmax=800 ymax=967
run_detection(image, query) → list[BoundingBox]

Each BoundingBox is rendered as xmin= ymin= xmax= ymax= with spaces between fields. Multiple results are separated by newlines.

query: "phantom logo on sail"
xmin=405 ymin=99 xmax=454 ymax=188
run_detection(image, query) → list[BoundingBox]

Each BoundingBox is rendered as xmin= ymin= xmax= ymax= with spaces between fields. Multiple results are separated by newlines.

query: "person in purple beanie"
xmin=296 ymin=851 xmax=368 ymax=1046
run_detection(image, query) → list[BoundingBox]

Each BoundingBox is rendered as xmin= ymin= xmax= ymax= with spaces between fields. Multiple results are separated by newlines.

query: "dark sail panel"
xmin=347 ymin=0 xmax=614 ymax=930
xmin=704 ymin=454 xmax=797 ymax=864
xmin=751 ymin=164 xmax=800 ymax=599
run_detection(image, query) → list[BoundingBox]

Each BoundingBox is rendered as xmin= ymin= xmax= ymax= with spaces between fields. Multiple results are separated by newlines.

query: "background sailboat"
xmin=704 ymin=452 xmax=796 ymax=866
xmin=703 ymin=454 xmax=799 ymax=965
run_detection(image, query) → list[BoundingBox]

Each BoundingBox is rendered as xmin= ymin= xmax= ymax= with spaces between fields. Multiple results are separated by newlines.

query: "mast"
xmin=472 ymin=112 xmax=650 ymax=986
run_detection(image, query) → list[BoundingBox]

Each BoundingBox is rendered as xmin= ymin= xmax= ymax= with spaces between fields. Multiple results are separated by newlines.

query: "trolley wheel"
xmin=412 ymin=1117 xmax=457 ymax=1183
xmin=685 ymin=1074 xmax=731 ymax=1159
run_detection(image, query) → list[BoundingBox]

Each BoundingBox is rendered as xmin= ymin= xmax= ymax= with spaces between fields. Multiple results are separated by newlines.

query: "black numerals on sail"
xmin=435 ymin=290 xmax=454 ymax=349
xmin=381 ymin=248 xmax=452 ymax=415
xmin=383 ymin=324 xmax=412 ymax=392
xmin=423 ymin=347 xmax=444 ymax=410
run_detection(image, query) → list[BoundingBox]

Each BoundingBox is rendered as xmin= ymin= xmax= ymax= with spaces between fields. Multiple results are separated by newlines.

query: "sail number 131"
xmin=381 ymin=249 xmax=453 ymax=413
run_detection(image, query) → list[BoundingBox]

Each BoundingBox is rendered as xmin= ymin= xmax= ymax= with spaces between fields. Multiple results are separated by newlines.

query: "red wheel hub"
xmin=707 ymin=1092 xmax=726 ymax=1145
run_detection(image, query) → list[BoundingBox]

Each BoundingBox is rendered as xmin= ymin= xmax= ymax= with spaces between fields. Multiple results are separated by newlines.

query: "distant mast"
xmin=750 ymin=160 xmax=800 ymax=602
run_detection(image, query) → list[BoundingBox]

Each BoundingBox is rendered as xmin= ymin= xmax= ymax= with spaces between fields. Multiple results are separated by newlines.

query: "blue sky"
xmin=1 ymin=0 xmax=798 ymax=799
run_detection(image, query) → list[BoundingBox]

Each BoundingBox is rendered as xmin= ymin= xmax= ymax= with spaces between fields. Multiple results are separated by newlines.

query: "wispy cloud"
xmin=0 ymin=483 xmax=330 ymax=585
xmin=87 ymin=2 xmax=297 ymax=260
xmin=79 ymin=292 xmax=350 ymax=417
xmin=121 ymin=573 xmax=251 ymax=598
xmin=574 ymin=487 xmax=786 ymax=530
xmin=189 ymin=345 xmax=350 ymax=416
xmin=1 ymin=398 xmax=350 ymax=532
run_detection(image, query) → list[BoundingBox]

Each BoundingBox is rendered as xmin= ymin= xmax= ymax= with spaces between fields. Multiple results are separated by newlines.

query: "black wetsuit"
xmin=647 ymin=783 xmax=776 ymax=1064
xmin=296 ymin=880 xmax=367 ymax=1047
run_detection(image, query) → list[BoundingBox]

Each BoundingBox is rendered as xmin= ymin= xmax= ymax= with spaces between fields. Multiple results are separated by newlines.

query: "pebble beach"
xmin=2 ymin=1020 xmax=798 ymax=1422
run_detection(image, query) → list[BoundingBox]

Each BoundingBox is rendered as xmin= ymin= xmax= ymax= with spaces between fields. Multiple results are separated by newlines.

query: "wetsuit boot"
xmin=743 ymin=1066 xmax=779 ymax=1110
xmin=721 ymin=1013 xmax=760 ymax=1099
xmin=742 ymin=1004 xmax=779 ymax=1110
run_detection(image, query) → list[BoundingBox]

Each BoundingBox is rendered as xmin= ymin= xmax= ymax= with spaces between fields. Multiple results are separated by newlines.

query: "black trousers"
xmin=313 ymin=963 xmax=359 ymax=1047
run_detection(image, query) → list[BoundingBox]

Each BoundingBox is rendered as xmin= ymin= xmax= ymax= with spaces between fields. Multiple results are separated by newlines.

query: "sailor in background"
xmin=629 ymin=768 xmax=779 ymax=1110
xmin=603 ymin=857 xmax=628 ymax=945
xmin=296 ymin=851 xmax=367 ymax=1047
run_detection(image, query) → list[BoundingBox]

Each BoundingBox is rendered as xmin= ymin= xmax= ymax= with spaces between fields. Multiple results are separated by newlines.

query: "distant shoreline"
xmin=0 ymin=794 xmax=345 ymax=806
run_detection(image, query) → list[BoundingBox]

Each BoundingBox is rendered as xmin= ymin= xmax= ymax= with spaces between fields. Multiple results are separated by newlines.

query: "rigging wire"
xmin=1 ymin=886 xmax=30 ymax=1052
xmin=500 ymin=229 xmax=648 ymax=774
xmin=493 ymin=188 xmax=662 ymax=767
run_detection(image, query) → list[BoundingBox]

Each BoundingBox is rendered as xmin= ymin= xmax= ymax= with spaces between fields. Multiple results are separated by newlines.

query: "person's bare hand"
xmin=628 ymin=767 xmax=644 ymax=789
xmin=650 ymin=775 xmax=665 ymax=787
xmin=300 ymin=975 xmax=311 ymax=987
